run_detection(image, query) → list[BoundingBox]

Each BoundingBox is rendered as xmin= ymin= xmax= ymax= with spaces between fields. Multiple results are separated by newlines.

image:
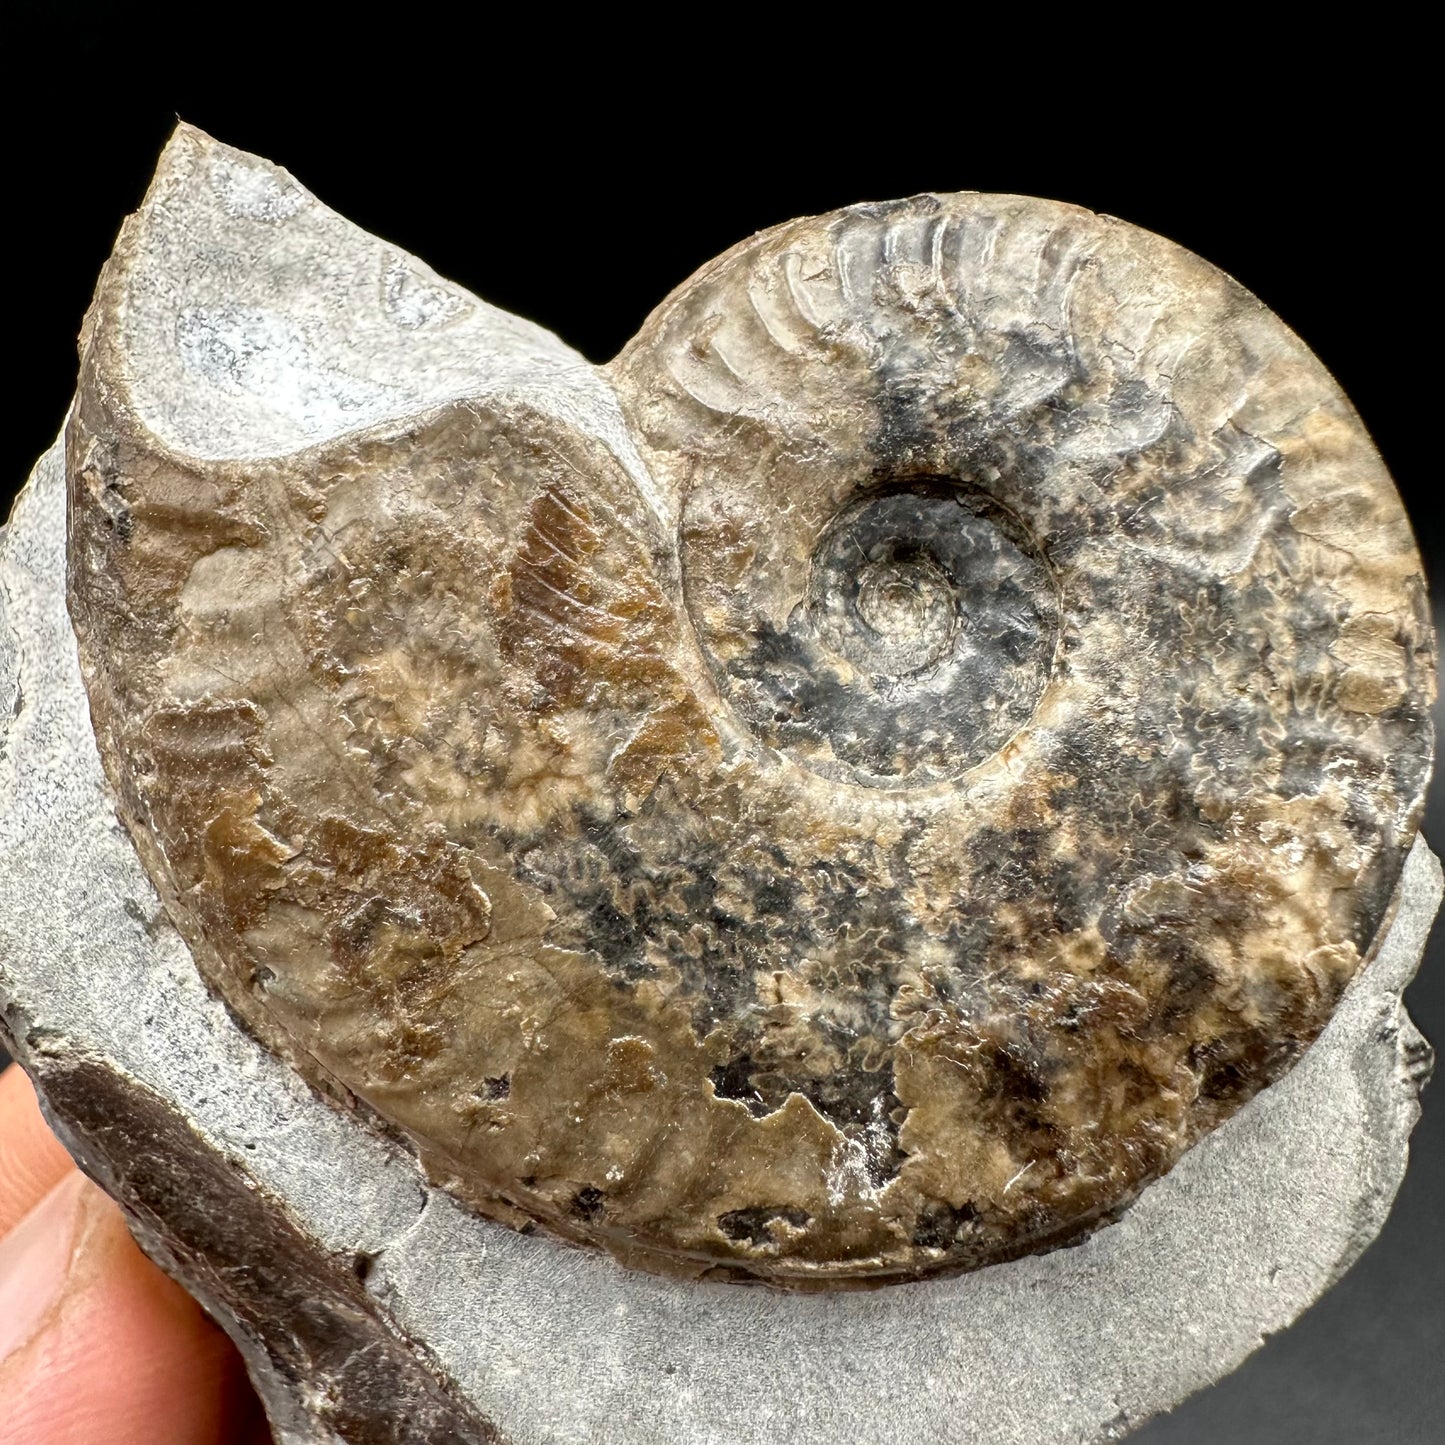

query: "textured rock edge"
xmin=1 ymin=435 xmax=1438 ymax=1445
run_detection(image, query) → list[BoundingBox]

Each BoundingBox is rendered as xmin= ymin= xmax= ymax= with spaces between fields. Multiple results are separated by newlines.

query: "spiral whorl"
xmin=68 ymin=153 xmax=1434 ymax=1288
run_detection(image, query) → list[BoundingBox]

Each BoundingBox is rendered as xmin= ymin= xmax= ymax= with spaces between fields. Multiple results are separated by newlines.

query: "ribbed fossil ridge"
xmin=66 ymin=129 xmax=1434 ymax=1285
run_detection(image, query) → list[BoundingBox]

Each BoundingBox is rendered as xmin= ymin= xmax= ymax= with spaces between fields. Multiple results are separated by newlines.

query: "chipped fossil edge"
xmin=1 ymin=436 xmax=1439 ymax=1445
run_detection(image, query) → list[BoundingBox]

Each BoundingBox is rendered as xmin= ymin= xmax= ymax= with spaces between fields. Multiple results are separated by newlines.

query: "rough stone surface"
xmin=0 ymin=439 xmax=1437 ymax=1445
xmin=62 ymin=128 xmax=1434 ymax=1288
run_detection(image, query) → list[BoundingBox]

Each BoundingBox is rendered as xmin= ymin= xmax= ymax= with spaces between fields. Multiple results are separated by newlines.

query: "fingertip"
xmin=0 ymin=1173 xmax=268 ymax=1445
xmin=0 ymin=1064 xmax=76 ymax=1237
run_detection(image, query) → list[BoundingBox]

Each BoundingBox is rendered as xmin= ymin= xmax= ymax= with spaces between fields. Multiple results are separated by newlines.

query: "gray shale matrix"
xmin=1 ymin=125 xmax=1437 ymax=1444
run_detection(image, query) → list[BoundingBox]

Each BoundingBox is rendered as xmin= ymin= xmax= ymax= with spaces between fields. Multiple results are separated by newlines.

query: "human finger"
xmin=0 ymin=1168 xmax=270 ymax=1445
xmin=0 ymin=1064 xmax=75 ymax=1238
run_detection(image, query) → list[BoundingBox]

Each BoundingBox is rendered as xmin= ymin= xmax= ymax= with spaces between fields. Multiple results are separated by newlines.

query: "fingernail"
xmin=0 ymin=1171 xmax=86 ymax=1363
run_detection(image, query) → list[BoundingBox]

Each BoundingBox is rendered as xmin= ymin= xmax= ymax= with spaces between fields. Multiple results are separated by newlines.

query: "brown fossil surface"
xmin=67 ymin=132 xmax=1434 ymax=1286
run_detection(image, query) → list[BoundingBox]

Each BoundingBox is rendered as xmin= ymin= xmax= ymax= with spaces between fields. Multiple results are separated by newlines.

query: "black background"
xmin=2 ymin=10 xmax=1438 ymax=1442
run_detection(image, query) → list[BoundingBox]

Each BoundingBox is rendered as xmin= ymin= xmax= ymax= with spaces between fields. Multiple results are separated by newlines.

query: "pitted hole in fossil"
xmin=732 ymin=477 xmax=1060 ymax=784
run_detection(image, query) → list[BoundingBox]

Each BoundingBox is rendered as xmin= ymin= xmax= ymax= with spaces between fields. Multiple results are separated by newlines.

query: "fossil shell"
xmin=67 ymin=134 xmax=1434 ymax=1287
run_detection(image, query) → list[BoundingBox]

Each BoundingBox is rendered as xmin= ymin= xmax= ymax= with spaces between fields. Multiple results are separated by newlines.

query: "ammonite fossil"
xmin=66 ymin=134 xmax=1434 ymax=1287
